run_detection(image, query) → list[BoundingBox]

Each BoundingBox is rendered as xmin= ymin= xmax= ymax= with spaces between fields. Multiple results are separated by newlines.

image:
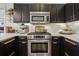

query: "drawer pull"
xmin=4 ymin=39 xmax=15 ymax=45
xmin=53 ymin=42 xmax=57 ymax=44
xmin=65 ymin=40 xmax=77 ymax=45
xmin=21 ymin=41 xmax=26 ymax=44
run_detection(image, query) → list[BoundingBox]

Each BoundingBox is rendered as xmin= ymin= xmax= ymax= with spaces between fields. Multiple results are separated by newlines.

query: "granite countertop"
xmin=0 ymin=33 xmax=79 ymax=42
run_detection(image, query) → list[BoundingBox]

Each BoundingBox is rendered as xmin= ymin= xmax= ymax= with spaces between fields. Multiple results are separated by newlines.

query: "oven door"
xmin=28 ymin=39 xmax=51 ymax=56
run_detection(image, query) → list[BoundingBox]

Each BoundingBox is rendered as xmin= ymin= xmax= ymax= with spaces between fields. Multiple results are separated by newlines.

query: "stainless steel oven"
xmin=28 ymin=39 xmax=51 ymax=56
xmin=27 ymin=32 xmax=52 ymax=56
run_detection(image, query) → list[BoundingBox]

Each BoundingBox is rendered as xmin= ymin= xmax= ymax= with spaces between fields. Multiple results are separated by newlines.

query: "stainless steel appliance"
xmin=27 ymin=32 xmax=52 ymax=56
xmin=30 ymin=12 xmax=50 ymax=24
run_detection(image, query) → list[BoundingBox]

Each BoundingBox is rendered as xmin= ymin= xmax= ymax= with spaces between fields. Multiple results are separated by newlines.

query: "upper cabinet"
xmin=49 ymin=4 xmax=57 ymax=23
xmin=39 ymin=4 xmax=50 ymax=12
xmin=29 ymin=4 xmax=40 ymax=11
xmin=14 ymin=3 xmax=79 ymax=23
xmin=65 ymin=3 xmax=79 ymax=22
xmin=74 ymin=3 xmax=79 ymax=21
xmin=14 ymin=4 xmax=30 ymax=23
xmin=65 ymin=3 xmax=73 ymax=22
xmin=56 ymin=4 xmax=65 ymax=23
xmin=14 ymin=4 xmax=51 ymax=23
xmin=21 ymin=4 xmax=30 ymax=23
xmin=50 ymin=4 xmax=65 ymax=23
xmin=29 ymin=4 xmax=50 ymax=12
xmin=14 ymin=4 xmax=22 ymax=23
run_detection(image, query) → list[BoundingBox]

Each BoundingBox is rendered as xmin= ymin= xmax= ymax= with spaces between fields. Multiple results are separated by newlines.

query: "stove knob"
xmin=30 ymin=36 xmax=32 ymax=39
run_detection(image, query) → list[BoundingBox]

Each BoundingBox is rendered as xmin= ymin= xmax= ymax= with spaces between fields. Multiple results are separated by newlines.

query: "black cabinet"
xmin=22 ymin=4 xmax=30 ymax=23
xmin=52 ymin=36 xmax=65 ymax=56
xmin=65 ymin=3 xmax=74 ymax=22
xmin=14 ymin=4 xmax=30 ymax=23
xmin=39 ymin=4 xmax=50 ymax=12
xmin=14 ymin=4 xmax=22 ymax=23
xmin=64 ymin=38 xmax=79 ymax=56
xmin=15 ymin=36 xmax=27 ymax=56
xmin=50 ymin=4 xmax=65 ymax=23
xmin=0 ymin=38 xmax=15 ymax=56
xmin=56 ymin=4 xmax=65 ymax=23
xmin=29 ymin=4 xmax=50 ymax=12
xmin=74 ymin=3 xmax=79 ymax=21
xmin=65 ymin=3 xmax=79 ymax=22
xmin=29 ymin=4 xmax=40 ymax=11
xmin=14 ymin=4 xmax=66 ymax=23
xmin=50 ymin=4 xmax=57 ymax=23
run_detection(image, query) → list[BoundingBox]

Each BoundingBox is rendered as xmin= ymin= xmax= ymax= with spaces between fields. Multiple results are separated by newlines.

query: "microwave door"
xmin=32 ymin=16 xmax=44 ymax=23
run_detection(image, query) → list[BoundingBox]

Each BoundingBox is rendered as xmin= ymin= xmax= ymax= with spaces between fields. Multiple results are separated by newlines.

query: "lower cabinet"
xmin=0 ymin=38 xmax=16 ymax=56
xmin=64 ymin=38 xmax=79 ymax=56
xmin=52 ymin=36 xmax=65 ymax=56
xmin=15 ymin=36 xmax=27 ymax=56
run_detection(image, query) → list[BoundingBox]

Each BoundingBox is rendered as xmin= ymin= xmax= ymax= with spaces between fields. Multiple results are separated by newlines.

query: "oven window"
xmin=32 ymin=16 xmax=44 ymax=22
xmin=31 ymin=43 xmax=48 ymax=53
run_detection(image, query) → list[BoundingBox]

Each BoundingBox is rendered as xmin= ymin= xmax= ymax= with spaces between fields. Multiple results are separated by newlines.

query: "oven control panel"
xmin=27 ymin=35 xmax=52 ymax=40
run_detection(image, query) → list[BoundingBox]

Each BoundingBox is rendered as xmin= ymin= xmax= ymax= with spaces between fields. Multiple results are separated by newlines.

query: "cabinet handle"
xmin=65 ymin=40 xmax=77 ymax=45
xmin=21 ymin=41 xmax=26 ymax=44
xmin=65 ymin=52 xmax=69 ymax=56
xmin=4 ymin=39 xmax=15 ymax=45
xmin=54 ymin=38 xmax=58 ymax=39
xmin=53 ymin=42 xmax=57 ymax=44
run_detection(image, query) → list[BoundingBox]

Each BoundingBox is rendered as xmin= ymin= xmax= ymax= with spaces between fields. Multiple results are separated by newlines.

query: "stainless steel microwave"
xmin=30 ymin=12 xmax=50 ymax=24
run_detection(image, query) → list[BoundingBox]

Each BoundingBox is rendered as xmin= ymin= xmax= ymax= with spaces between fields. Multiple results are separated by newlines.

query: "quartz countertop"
xmin=0 ymin=33 xmax=27 ymax=42
xmin=0 ymin=33 xmax=79 ymax=42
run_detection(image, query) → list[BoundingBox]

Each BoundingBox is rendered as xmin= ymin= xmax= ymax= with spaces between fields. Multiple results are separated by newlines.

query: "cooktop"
xmin=27 ymin=32 xmax=51 ymax=35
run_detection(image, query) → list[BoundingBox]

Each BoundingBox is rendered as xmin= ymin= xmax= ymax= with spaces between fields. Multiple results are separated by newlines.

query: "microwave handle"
xmin=47 ymin=16 xmax=50 ymax=22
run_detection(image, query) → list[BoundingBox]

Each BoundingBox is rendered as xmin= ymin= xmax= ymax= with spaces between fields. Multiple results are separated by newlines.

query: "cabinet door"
xmin=15 ymin=36 xmax=27 ymax=56
xmin=49 ymin=4 xmax=57 ymax=23
xmin=14 ymin=4 xmax=22 ymax=23
xmin=29 ymin=4 xmax=40 ymax=11
xmin=18 ymin=40 xmax=27 ymax=56
xmin=74 ymin=3 xmax=79 ymax=21
xmin=56 ymin=4 xmax=65 ymax=23
xmin=22 ymin=4 xmax=30 ymax=23
xmin=39 ymin=4 xmax=50 ymax=12
xmin=65 ymin=3 xmax=73 ymax=22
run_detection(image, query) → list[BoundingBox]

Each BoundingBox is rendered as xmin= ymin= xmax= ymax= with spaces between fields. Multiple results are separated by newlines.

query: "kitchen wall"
xmin=0 ymin=3 xmax=79 ymax=35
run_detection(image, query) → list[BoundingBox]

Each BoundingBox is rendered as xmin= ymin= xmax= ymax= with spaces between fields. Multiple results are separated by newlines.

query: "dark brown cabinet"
xmin=29 ymin=4 xmax=40 ymax=11
xmin=64 ymin=3 xmax=79 ymax=22
xmin=39 ymin=4 xmax=50 ymax=12
xmin=14 ymin=4 xmax=66 ymax=23
xmin=22 ymin=4 xmax=30 ymax=23
xmin=49 ymin=4 xmax=57 ymax=23
xmin=65 ymin=3 xmax=74 ymax=22
xmin=14 ymin=4 xmax=22 ymax=23
xmin=0 ymin=38 xmax=15 ymax=56
xmin=64 ymin=38 xmax=79 ymax=56
xmin=74 ymin=3 xmax=79 ymax=21
xmin=15 ymin=36 xmax=27 ymax=56
xmin=49 ymin=4 xmax=65 ymax=23
xmin=56 ymin=4 xmax=65 ymax=23
xmin=14 ymin=4 xmax=30 ymax=23
xmin=52 ymin=36 xmax=65 ymax=56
